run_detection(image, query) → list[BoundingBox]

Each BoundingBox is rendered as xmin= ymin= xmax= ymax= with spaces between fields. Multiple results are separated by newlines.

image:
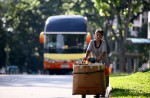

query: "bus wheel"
xmin=49 ymin=70 xmax=55 ymax=75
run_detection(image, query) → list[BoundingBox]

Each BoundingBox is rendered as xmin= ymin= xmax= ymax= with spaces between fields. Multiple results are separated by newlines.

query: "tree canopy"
xmin=94 ymin=0 xmax=150 ymax=72
xmin=0 ymin=0 xmax=149 ymax=73
xmin=0 ymin=0 xmax=101 ymax=73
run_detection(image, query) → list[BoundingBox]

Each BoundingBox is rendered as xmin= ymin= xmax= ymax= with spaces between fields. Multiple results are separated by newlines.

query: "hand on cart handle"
xmin=82 ymin=57 xmax=88 ymax=64
xmin=96 ymin=55 xmax=103 ymax=62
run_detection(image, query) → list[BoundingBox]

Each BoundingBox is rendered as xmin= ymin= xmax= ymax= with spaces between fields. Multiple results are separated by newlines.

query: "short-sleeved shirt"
xmin=87 ymin=39 xmax=108 ymax=64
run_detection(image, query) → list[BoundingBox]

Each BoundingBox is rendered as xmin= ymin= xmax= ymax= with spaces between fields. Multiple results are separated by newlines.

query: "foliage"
xmin=110 ymin=71 xmax=150 ymax=97
xmin=0 ymin=0 xmax=150 ymax=73
xmin=0 ymin=2 xmax=7 ymax=68
xmin=94 ymin=0 xmax=150 ymax=72
xmin=0 ymin=0 xmax=102 ymax=73
xmin=60 ymin=0 xmax=103 ymax=33
xmin=1 ymin=0 xmax=44 ymax=72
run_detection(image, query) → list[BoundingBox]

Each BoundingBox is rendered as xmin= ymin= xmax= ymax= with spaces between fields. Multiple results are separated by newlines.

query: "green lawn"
xmin=110 ymin=71 xmax=150 ymax=98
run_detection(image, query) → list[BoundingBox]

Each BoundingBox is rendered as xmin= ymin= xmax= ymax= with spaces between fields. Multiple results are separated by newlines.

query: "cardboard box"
xmin=72 ymin=63 xmax=106 ymax=95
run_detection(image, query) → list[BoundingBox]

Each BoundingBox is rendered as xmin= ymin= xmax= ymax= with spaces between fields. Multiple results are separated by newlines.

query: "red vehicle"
xmin=40 ymin=15 xmax=91 ymax=74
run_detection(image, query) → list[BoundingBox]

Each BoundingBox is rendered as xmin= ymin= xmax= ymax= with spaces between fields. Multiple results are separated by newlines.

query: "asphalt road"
xmin=0 ymin=75 xmax=95 ymax=98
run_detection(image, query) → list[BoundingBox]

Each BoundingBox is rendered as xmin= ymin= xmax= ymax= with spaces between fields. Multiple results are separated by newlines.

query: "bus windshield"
xmin=44 ymin=34 xmax=86 ymax=53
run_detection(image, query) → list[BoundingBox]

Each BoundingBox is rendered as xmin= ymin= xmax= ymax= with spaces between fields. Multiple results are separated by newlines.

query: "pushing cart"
xmin=72 ymin=63 xmax=111 ymax=98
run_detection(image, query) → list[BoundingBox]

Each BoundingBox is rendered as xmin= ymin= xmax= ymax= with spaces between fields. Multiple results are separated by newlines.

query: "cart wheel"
xmin=93 ymin=94 xmax=100 ymax=98
xmin=81 ymin=95 xmax=86 ymax=98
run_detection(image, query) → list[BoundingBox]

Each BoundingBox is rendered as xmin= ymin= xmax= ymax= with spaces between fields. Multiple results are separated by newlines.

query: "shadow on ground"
xmin=111 ymin=88 xmax=150 ymax=97
xmin=110 ymin=73 xmax=129 ymax=77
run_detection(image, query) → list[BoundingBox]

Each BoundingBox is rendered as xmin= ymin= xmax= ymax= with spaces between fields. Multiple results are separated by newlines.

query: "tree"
xmin=94 ymin=0 xmax=150 ymax=72
xmin=1 ymin=0 xmax=121 ymax=72
xmin=0 ymin=2 xmax=7 ymax=68
xmin=1 ymin=0 xmax=44 ymax=72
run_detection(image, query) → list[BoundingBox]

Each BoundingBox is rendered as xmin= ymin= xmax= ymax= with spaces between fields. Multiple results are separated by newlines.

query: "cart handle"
xmin=73 ymin=70 xmax=104 ymax=74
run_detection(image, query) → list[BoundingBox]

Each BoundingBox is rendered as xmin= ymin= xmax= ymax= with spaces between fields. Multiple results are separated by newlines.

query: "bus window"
xmin=45 ymin=34 xmax=85 ymax=53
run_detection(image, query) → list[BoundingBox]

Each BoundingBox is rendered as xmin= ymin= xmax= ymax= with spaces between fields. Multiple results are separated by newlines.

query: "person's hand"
xmin=82 ymin=57 xmax=87 ymax=63
xmin=96 ymin=56 xmax=102 ymax=62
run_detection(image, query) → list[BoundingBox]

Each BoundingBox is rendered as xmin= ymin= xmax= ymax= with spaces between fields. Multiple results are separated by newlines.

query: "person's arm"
xmin=83 ymin=50 xmax=91 ymax=61
xmin=82 ymin=40 xmax=92 ymax=63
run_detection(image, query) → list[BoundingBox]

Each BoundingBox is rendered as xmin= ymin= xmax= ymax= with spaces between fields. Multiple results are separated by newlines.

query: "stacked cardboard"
xmin=72 ymin=63 xmax=106 ymax=95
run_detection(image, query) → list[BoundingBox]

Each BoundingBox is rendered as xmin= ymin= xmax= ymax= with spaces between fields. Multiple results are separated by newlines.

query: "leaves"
xmin=1 ymin=0 xmax=149 ymax=73
xmin=0 ymin=0 xmax=103 ymax=72
xmin=94 ymin=0 xmax=150 ymax=72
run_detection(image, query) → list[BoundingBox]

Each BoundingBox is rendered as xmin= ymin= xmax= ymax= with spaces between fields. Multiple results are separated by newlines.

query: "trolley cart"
xmin=72 ymin=63 xmax=108 ymax=98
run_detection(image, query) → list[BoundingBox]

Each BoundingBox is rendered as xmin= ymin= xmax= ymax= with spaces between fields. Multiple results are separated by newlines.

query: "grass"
xmin=110 ymin=71 xmax=150 ymax=98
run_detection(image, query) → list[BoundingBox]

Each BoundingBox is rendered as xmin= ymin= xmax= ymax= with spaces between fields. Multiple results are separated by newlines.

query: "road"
xmin=0 ymin=75 xmax=95 ymax=98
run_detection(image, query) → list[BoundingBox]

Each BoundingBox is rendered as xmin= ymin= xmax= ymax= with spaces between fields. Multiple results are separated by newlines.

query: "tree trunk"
xmin=118 ymin=40 xmax=126 ymax=72
xmin=127 ymin=58 xmax=132 ymax=73
xmin=134 ymin=58 xmax=139 ymax=72
xmin=104 ymin=24 xmax=110 ymax=66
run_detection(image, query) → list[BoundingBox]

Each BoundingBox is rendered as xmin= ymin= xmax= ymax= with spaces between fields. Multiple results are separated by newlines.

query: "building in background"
xmin=130 ymin=12 xmax=148 ymax=37
xmin=110 ymin=11 xmax=150 ymax=73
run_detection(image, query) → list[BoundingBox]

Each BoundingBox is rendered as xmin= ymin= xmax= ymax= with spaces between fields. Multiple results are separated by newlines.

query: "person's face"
xmin=95 ymin=32 xmax=103 ymax=41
